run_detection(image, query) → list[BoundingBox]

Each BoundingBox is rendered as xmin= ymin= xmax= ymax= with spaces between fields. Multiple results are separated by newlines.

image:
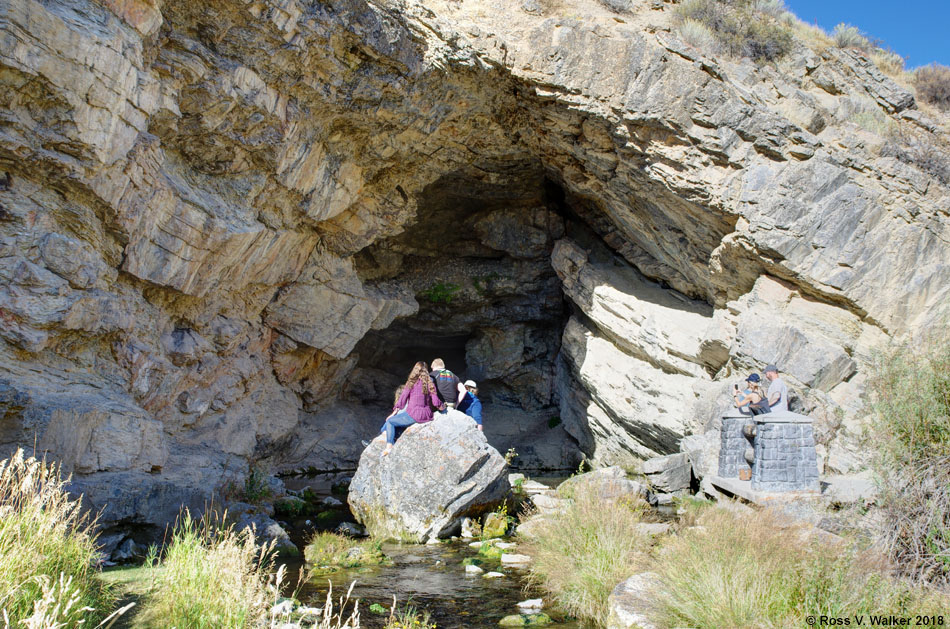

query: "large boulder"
xmin=348 ymin=410 xmax=510 ymax=542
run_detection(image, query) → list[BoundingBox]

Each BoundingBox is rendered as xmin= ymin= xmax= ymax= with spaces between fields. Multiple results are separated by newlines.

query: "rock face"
xmin=347 ymin=411 xmax=509 ymax=542
xmin=0 ymin=0 xmax=948 ymax=535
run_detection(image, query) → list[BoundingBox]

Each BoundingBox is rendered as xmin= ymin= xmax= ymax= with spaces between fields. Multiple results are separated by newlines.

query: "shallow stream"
xmin=280 ymin=472 xmax=583 ymax=628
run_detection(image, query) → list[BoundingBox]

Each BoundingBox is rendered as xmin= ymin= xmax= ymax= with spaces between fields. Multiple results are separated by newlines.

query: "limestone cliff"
xmin=0 ymin=0 xmax=947 ymax=535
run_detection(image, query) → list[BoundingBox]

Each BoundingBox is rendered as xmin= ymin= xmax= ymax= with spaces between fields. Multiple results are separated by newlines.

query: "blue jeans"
xmin=382 ymin=410 xmax=416 ymax=445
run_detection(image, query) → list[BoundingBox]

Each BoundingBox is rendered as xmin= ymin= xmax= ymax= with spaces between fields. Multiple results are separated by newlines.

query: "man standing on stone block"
xmin=764 ymin=364 xmax=789 ymax=412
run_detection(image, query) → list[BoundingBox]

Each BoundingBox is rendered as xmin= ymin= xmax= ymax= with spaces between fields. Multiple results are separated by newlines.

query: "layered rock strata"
xmin=0 ymin=0 xmax=947 ymax=536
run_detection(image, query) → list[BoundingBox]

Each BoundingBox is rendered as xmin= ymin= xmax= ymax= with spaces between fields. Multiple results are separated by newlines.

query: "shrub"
xmin=419 ymin=282 xmax=460 ymax=304
xmin=915 ymin=63 xmax=950 ymax=111
xmin=871 ymin=48 xmax=906 ymax=77
xmin=832 ymin=23 xmax=872 ymax=52
xmin=651 ymin=506 xmax=948 ymax=627
xmin=881 ymin=132 xmax=950 ymax=186
xmin=677 ymin=18 xmax=718 ymax=53
xmin=136 ymin=511 xmax=283 ymax=628
xmin=521 ymin=488 xmax=648 ymax=625
xmin=675 ymin=0 xmax=793 ymax=62
xmin=0 ymin=449 xmax=112 ymax=625
xmin=869 ymin=331 xmax=950 ymax=587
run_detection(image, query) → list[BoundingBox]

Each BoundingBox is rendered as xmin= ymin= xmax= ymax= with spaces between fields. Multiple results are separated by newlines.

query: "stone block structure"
xmin=718 ymin=409 xmax=820 ymax=493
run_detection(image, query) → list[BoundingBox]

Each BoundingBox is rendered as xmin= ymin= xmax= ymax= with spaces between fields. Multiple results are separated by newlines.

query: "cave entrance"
xmin=346 ymin=159 xmax=583 ymax=469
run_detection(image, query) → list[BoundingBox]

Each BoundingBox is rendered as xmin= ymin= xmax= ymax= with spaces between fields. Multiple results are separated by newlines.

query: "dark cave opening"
xmin=341 ymin=160 xmax=586 ymax=468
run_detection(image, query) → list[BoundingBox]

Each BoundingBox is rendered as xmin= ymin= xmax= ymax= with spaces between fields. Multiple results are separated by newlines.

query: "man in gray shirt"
xmin=764 ymin=364 xmax=789 ymax=412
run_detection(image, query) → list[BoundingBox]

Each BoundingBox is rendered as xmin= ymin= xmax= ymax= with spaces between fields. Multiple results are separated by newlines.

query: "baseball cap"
xmin=464 ymin=380 xmax=477 ymax=388
xmin=747 ymin=373 xmax=761 ymax=383
xmin=764 ymin=364 xmax=778 ymax=373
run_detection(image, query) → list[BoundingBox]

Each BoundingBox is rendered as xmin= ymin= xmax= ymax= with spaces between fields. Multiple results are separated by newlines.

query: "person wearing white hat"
xmin=456 ymin=380 xmax=483 ymax=431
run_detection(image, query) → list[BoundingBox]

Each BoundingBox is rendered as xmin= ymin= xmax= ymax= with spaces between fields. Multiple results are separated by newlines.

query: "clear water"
xmin=279 ymin=472 xmax=584 ymax=628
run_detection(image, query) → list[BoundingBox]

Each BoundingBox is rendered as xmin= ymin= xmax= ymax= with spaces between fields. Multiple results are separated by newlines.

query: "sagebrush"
xmin=674 ymin=0 xmax=793 ymax=61
xmin=916 ymin=63 xmax=950 ymax=111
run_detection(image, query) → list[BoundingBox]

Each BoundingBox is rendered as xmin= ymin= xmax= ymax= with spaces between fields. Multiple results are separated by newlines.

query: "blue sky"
xmin=784 ymin=0 xmax=950 ymax=68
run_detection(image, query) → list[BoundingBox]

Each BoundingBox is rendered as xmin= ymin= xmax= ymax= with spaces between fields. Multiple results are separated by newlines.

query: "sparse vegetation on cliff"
xmin=869 ymin=330 xmax=950 ymax=588
xmin=915 ymin=63 xmax=950 ymax=111
xmin=674 ymin=0 xmax=794 ymax=61
xmin=0 ymin=449 xmax=113 ymax=625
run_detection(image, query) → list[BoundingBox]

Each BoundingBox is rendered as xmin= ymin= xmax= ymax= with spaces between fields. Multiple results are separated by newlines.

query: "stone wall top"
xmin=722 ymin=408 xmax=813 ymax=424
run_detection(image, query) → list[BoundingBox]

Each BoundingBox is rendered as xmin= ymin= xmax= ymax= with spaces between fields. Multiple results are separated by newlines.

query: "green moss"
xmin=274 ymin=497 xmax=308 ymax=518
xmin=369 ymin=603 xmax=388 ymax=615
xmin=482 ymin=512 xmax=509 ymax=539
xmin=461 ymin=557 xmax=484 ymax=567
xmin=304 ymin=532 xmax=390 ymax=574
xmin=478 ymin=542 xmax=503 ymax=561
xmin=498 ymin=613 xmax=552 ymax=626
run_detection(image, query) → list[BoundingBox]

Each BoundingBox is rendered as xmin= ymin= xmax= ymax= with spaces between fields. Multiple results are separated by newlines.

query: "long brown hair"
xmin=404 ymin=361 xmax=433 ymax=396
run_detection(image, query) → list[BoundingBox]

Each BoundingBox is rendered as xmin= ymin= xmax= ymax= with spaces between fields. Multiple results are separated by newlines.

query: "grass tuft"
xmin=304 ymin=532 xmax=390 ymax=574
xmin=832 ymin=23 xmax=872 ymax=52
xmin=520 ymin=489 xmax=648 ymax=625
xmin=651 ymin=506 xmax=948 ymax=627
xmin=136 ymin=510 xmax=283 ymax=629
xmin=0 ymin=449 xmax=112 ymax=625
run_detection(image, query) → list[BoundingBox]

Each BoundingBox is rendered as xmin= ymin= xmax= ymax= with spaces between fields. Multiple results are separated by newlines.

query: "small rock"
xmin=336 ymin=522 xmax=367 ymax=537
xmin=111 ymin=538 xmax=140 ymax=562
xmin=496 ymin=541 xmax=516 ymax=549
xmin=514 ymin=515 xmax=551 ymax=539
xmin=531 ymin=493 xmax=568 ymax=514
xmin=483 ymin=511 xmax=509 ymax=538
xmin=642 ymin=453 xmax=692 ymax=493
xmin=271 ymin=598 xmax=295 ymax=617
xmin=426 ymin=537 xmax=440 ymax=545
xmin=520 ymin=480 xmax=551 ymax=495
xmin=322 ymin=496 xmax=343 ymax=507
xmin=517 ymin=598 xmax=543 ymax=611
xmin=469 ymin=541 xmax=483 ymax=548
xmin=297 ymin=606 xmax=322 ymax=616
xmin=501 ymin=553 xmax=531 ymax=566
xmin=508 ymin=473 xmax=526 ymax=485
xmin=483 ymin=571 xmax=505 ymax=578
xmin=466 ymin=564 xmax=485 ymax=575
xmin=461 ymin=517 xmax=477 ymax=539
xmin=635 ymin=522 xmax=671 ymax=536
xmin=499 ymin=612 xmax=552 ymax=626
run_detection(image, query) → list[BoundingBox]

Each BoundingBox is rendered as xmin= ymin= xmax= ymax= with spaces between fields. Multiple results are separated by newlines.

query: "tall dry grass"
xmin=520 ymin=489 xmax=648 ymax=626
xmin=651 ymin=507 xmax=948 ymax=628
xmin=136 ymin=511 xmax=284 ymax=629
xmin=869 ymin=330 xmax=950 ymax=588
xmin=0 ymin=449 xmax=112 ymax=625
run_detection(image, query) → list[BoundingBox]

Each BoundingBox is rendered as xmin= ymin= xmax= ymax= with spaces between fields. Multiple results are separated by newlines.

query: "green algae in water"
xmin=479 ymin=542 xmax=503 ymax=561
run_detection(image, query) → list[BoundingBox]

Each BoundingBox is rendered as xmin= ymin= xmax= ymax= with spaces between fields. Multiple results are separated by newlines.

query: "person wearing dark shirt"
xmin=429 ymin=358 xmax=463 ymax=409
xmin=457 ymin=380 xmax=483 ymax=431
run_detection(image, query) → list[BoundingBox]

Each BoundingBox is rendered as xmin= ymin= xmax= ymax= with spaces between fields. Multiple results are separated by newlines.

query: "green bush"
xmin=869 ymin=330 xmax=950 ymax=587
xmin=916 ymin=63 xmax=950 ymax=111
xmin=0 ymin=449 xmax=113 ymax=625
xmin=675 ymin=0 xmax=793 ymax=62
xmin=521 ymin=488 xmax=648 ymax=625
xmin=651 ymin=506 xmax=948 ymax=627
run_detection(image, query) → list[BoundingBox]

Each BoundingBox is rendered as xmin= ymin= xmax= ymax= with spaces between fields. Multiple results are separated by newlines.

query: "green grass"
xmin=0 ymin=449 xmax=114 ymax=625
xmin=419 ymin=282 xmax=461 ymax=304
xmin=135 ymin=511 xmax=283 ymax=629
xmin=521 ymin=488 xmax=649 ymax=626
xmin=304 ymin=532 xmax=390 ymax=574
xmin=650 ymin=506 xmax=948 ymax=628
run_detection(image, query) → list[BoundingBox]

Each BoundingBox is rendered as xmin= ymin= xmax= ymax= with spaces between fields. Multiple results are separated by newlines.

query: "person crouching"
xmin=457 ymin=380 xmax=483 ymax=431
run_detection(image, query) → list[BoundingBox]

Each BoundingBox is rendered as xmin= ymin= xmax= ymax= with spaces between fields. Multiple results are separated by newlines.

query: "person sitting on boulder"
xmin=733 ymin=373 xmax=770 ymax=415
xmin=456 ymin=380 xmax=483 ymax=431
xmin=429 ymin=358 xmax=464 ymax=410
xmin=379 ymin=361 xmax=443 ymax=456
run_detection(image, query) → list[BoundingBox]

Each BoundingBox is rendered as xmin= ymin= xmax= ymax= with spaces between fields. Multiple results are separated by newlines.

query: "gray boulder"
xmin=557 ymin=466 xmax=648 ymax=501
xmin=348 ymin=411 xmax=509 ymax=542
xmin=235 ymin=513 xmax=299 ymax=556
xmin=642 ymin=453 xmax=692 ymax=493
xmin=607 ymin=572 xmax=660 ymax=629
